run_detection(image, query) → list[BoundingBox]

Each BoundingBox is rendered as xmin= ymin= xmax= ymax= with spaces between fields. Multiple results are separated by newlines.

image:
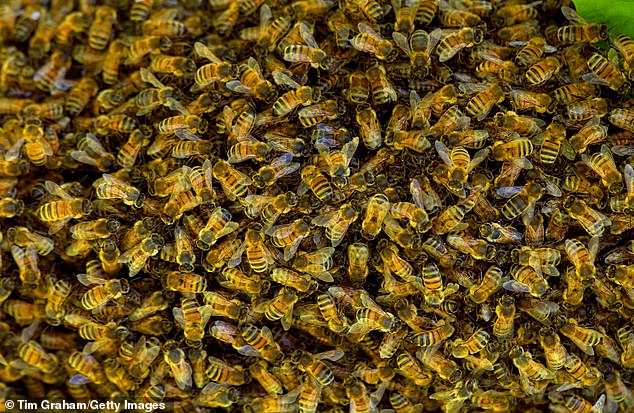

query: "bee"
xmin=565 ymin=395 xmax=607 ymax=413
xmin=557 ymin=6 xmax=608 ymax=44
xmin=564 ymin=237 xmax=598 ymax=283
xmin=226 ymin=57 xmax=277 ymax=103
xmin=195 ymin=207 xmax=238 ymax=251
xmin=582 ymin=52 xmax=631 ymax=94
xmin=435 ymin=141 xmax=490 ymax=196
xmin=161 ymin=270 xmax=207 ymax=294
xmin=271 ymin=268 xmax=318 ymax=293
xmin=79 ymin=277 xmax=129 ymax=311
xmin=509 ymin=345 xmax=555 ymax=386
xmin=410 ymin=320 xmax=455 ymax=347
xmin=607 ymin=264 xmax=634 ymax=288
xmin=244 ymin=386 xmax=303 ymax=413
xmin=293 ymin=247 xmax=335 ymax=282
xmin=118 ymin=233 xmax=163 ymax=277
xmin=163 ymin=341 xmax=193 ymax=391
xmin=0 ymin=197 xmax=24 ymax=218
xmin=347 ymin=72 xmax=370 ymax=103
xmin=361 ymin=193 xmax=390 ymax=239
xmin=36 ymin=181 xmax=92 ymax=234
xmin=417 ymin=346 xmax=462 ymax=383
xmin=316 ymin=137 xmax=359 ymax=185
xmin=492 ymin=295 xmax=515 ymax=341
xmin=468 ymin=265 xmax=502 ymax=304
xmin=354 ymin=104 xmax=383 ymax=151
xmin=134 ymin=68 xmax=184 ymax=116
xmin=479 ymin=222 xmax=522 ymax=244
xmin=254 ymin=287 xmax=298 ymax=330
xmin=316 ymin=292 xmax=350 ymax=334
xmin=512 ymin=246 xmax=561 ymax=277
xmin=392 ymin=29 xmax=439 ymax=78
xmin=213 ymin=159 xmax=252 ymax=201
xmin=432 ymin=187 xmax=480 ymax=234
xmin=18 ymin=340 xmax=59 ymax=374
xmin=142 ymin=15 xmax=186 ymax=36
xmin=614 ymin=33 xmax=634 ymax=79
xmin=240 ymin=324 xmax=284 ymax=363
xmin=69 ymin=218 xmax=120 ymax=240
xmin=312 ymin=203 xmax=359 ymax=247
xmin=464 ymin=82 xmax=507 ymax=121
xmin=271 ymin=73 xmax=320 ymax=118
xmin=558 ymin=316 xmax=603 ymax=356
xmin=514 ymin=37 xmax=556 ymax=67
xmin=497 ymin=180 xmax=546 ymax=220
xmin=126 ymin=36 xmax=172 ymax=65
xmin=116 ymin=129 xmax=149 ymax=169
xmin=290 ymin=349 xmax=344 ymax=387
xmin=65 ymin=77 xmax=99 ymax=116
xmin=266 ymin=218 xmax=311 ymax=260
xmin=349 ymin=296 xmax=399 ymax=336
xmin=435 ymin=27 xmax=483 ymax=62
xmin=95 ymin=174 xmax=142 ymax=208
xmin=190 ymin=42 xmax=234 ymax=92
xmin=509 ymin=89 xmax=555 ymax=113
xmin=525 ymin=56 xmax=562 ymax=85
xmin=244 ymin=226 xmax=276 ymax=274
xmin=610 ymin=108 xmax=634 ymax=133
xmin=33 ymin=49 xmax=71 ymax=94
xmin=283 ymin=23 xmax=330 ymax=69
xmin=447 ymin=234 xmax=496 ymax=262
xmin=68 ymin=351 xmax=107 ymax=385
xmin=351 ymin=23 xmax=394 ymax=61
xmin=494 ymin=111 xmax=545 ymax=136
xmin=300 ymin=165 xmax=333 ymax=203
xmin=172 ymin=298 xmax=212 ymax=348
xmin=566 ymin=195 xmax=612 ymax=238
xmin=88 ymin=6 xmax=116 ymax=50
xmin=380 ymin=240 xmax=414 ymax=281
xmin=55 ymin=11 xmax=90 ymax=47
xmin=567 ymin=97 xmax=609 ymax=121
xmin=582 ymin=144 xmax=624 ymax=193
xmin=366 ymin=63 xmax=397 ymax=104
xmin=204 ymin=291 xmax=247 ymax=320
xmin=552 ymin=82 xmax=599 ymax=106
xmin=450 ymin=329 xmax=490 ymax=359
xmin=150 ymin=54 xmax=196 ymax=77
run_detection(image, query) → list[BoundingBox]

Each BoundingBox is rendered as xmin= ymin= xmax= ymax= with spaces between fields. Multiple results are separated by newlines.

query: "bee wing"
xmin=226 ymin=80 xmax=253 ymax=94
xmin=503 ymin=280 xmax=531 ymax=293
xmin=588 ymin=236 xmax=600 ymax=262
xmin=311 ymin=211 xmax=338 ymax=227
xmin=469 ymin=148 xmax=490 ymax=172
xmin=592 ymin=394 xmax=606 ymax=413
xmin=4 ymin=137 xmax=24 ymax=161
xmin=281 ymin=301 xmax=294 ymax=331
xmin=140 ymin=67 xmax=165 ymax=88
xmin=247 ymin=56 xmax=264 ymax=78
xmin=71 ymin=150 xmax=99 ymax=168
xmin=299 ymin=22 xmax=319 ymax=49
xmin=496 ymin=186 xmax=523 ymax=198
xmin=355 ymin=21 xmax=376 ymax=38
xmin=392 ymin=31 xmax=411 ymax=56
xmin=259 ymin=4 xmax=272 ymax=29
xmin=561 ymin=5 xmax=587 ymax=24
xmin=194 ymin=42 xmax=221 ymax=63
xmin=69 ymin=374 xmax=92 ymax=385
xmin=624 ymin=164 xmax=634 ymax=195
xmin=44 ymin=180 xmax=72 ymax=200
xmin=560 ymin=138 xmax=576 ymax=160
xmin=342 ymin=136 xmax=359 ymax=169
xmin=581 ymin=72 xmax=609 ymax=87
xmin=173 ymin=307 xmax=186 ymax=329
xmin=315 ymin=349 xmax=345 ymax=361
xmin=174 ymin=129 xmax=201 ymax=142
xmin=283 ymin=236 xmax=305 ymax=262
xmin=434 ymin=140 xmax=453 ymax=167
xmin=511 ymin=157 xmax=533 ymax=169
xmin=272 ymin=70 xmax=301 ymax=89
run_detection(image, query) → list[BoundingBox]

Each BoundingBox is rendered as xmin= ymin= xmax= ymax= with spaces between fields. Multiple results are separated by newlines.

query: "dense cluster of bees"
xmin=1 ymin=0 xmax=634 ymax=411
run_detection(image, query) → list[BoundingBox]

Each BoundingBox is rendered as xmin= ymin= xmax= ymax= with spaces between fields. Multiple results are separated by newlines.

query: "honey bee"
xmin=497 ymin=179 xmax=546 ymax=220
xmin=172 ymin=297 xmax=212 ymax=348
xmin=0 ymin=197 xmax=24 ymax=218
xmin=361 ymin=193 xmax=390 ymax=239
xmin=126 ymin=36 xmax=172 ymax=65
xmin=88 ymin=6 xmax=116 ymax=50
xmin=435 ymin=140 xmax=490 ymax=196
xmin=607 ymin=264 xmax=634 ymax=288
xmin=271 ymin=73 xmax=320 ymax=117
xmin=509 ymin=89 xmax=555 ymax=114
xmin=204 ymin=290 xmax=248 ymax=320
xmin=349 ymin=296 xmax=399 ymax=336
xmin=312 ymin=203 xmax=359 ymax=247
xmin=163 ymin=341 xmax=193 ymax=391
xmin=417 ymin=346 xmax=462 ymax=383
xmin=355 ymin=105 xmax=383 ymax=151
xmin=564 ymin=237 xmax=598 ymax=283
xmin=392 ymin=29 xmax=438 ymax=78
xmin=558 ymin=316 xmax=603 ymax=356
xmin=492 ymin=295 xmax=516 ymax=341
xmin=432 ymin=187 xmax=480 ymax=234
xmin=494 ymin=111 xmax=546 ymax=136
xmin=300 ymin=165 xmax=333 ymax=203
xmin=79 ymin=277 xmax=129 ymax=311
xmin=244 ymin=386 xmax=303 ymax=413
xmin=191 ymin=42 xmax=234 ymax=92
xmin=254 ymin=287 xmax=298 ymax=330
xmin=291 ymin=349 xmax=344 ymax=387
xmin=240 ymin=324 xmax=283 ymax=363
xmin=567 ymin=97 xmax=608 ymax=121
xmin=434 ymin=27 xmax=483 ymax=62
xmin=366 ymin=63 xmax=397 ymax=104
xmin=557 ymin=6 xmax=608 ymax=44
xmin=118 ymin=233 xmax=163 ymax=277
xmin=582 ymin=52 xmax=631 ymax=94
xmin=134 ymin=68 xmax=184 ymax=116
xmin=65 ymin=77 xmax=99 ymax=116
xmin=226 ymin=57 xmax=277 ymax=103
xmin=265 ymin=218 xmax=311 ymax=260
xmin=410 ymin=320 xmax=455 ymax=347
xmin=316 ymin=292 xmax=351 ymax=334
xmin=36 ymin=181 xmax=92 ymax=234
xmin=610 ymin=108 xmax=634 ymax=133
xmin=94 ymin=173 xmax=142 ymax=208
xmin=552 ymin=82 xmax=599 ymax=105
xmin=55 ymin=11 xmax=90 ymax=47
xmin=213 ymin=159 xmax=252 ymax=201
xmin=68 ymin=351 xmax=107 ymax=385
xmin=150 ymin=54 xmax=196 ymax=77
xmin=298 ymin=100 xmax=341 ymax=128
xmin=565 ymin=194 xmax=612 ymax=237
xmin=283 ymin=23 xmax=330 ymax=69
xmin=69 ymin=218 xmax=119 ymax=241
xmin=347 ymin=72 xmax=371 ymax=104
xmin=241 ymin=229 xmax=275 ymax=275
xmin=351 ymin=23 xmax=395 ymax=61
xmin=614 ymin=33 xmax=634 ymax=78
xmin=270 ymin=268 xmax=318 ymax=294
xmin=18 ymin=340 xmax=59 ymax=374
xmin=582 ymin=144 xmax=624 ymax=193
xmin=293 ymin=247 xmax=335 ymax=282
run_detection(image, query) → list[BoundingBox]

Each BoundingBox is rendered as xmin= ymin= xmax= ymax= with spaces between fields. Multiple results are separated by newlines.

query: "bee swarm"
xmin=1 ymin=0 xmax=634 ymax=412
